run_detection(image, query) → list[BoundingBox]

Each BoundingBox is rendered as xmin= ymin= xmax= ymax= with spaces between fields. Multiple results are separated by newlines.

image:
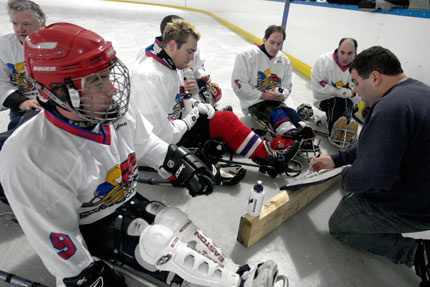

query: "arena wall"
xmin=106 ymin=0 xmax=430 ymax=84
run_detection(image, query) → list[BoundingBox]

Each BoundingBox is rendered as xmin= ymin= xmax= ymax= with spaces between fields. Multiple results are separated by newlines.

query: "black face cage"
xmin=70 ymin=58 xmax=130 ymax=125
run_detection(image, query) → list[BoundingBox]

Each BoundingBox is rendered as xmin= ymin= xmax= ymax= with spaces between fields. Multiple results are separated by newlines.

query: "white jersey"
xmin=0 ymin=102 xmax=168 ymax=285
xmin=311 ymin=50 xmax=361 ymax=108
xmin=0 ymin=33 xmax=38 ymax=109
xmin=131 ymin=42 xmax=188 ymax=145
xmin=231 ymin=44 xmax=292 ymax=115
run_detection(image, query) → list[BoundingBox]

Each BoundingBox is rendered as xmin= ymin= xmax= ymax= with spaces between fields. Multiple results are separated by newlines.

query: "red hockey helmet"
xmin=24 ymin=22 xmax=130 ymax=125
xmin=209 ymin=83 xmax=222 ymax=103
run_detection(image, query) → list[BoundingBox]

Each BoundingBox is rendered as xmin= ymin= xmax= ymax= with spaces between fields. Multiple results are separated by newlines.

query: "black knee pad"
xmin=196 ymin=140 xmax=227 ymax=165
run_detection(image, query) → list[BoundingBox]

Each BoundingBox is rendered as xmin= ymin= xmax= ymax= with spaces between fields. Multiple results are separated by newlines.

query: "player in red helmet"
xmin=0 ymin=22 xmax=287 ymax=287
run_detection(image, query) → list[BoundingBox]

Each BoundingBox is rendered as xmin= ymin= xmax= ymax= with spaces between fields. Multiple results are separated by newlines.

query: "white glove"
xmin=197 ymin=103 xmax=215 ymax=119
xmin=182 ymin=107 xmax=199 ymax=130
xmin=335 ymin=88 xmax=352 ymax=98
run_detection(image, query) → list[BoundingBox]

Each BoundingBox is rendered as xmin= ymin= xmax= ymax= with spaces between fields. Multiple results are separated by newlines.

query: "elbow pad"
xmin=3 ymin=90 xmax=27 ymax=110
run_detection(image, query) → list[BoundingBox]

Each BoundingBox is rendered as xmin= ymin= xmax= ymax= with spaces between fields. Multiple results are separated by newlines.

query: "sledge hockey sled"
xmin=104 ymin=259 xmax=171 ymax=287
xmin=250 ymin=113 xmax=321 ymax=161
xmin=296 ymin=103 xmax=357 ymax=149
xmin=0 ymin=269 xmax=48 ymax=287
xmin=103 ymin=256 xmax=291 ymax=287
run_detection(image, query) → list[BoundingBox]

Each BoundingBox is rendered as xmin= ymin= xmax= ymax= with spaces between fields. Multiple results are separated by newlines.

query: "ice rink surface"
xmin=0 ymin=0 xmax=428 ymax=286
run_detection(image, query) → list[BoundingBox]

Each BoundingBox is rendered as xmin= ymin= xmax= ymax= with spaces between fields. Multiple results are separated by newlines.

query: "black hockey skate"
xmin=253 ymin=140 xmax=301 ymax=178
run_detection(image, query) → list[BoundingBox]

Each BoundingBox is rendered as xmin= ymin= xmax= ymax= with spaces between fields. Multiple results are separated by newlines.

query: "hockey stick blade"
xmin=137 ymin=176 xmax=173 ymax=186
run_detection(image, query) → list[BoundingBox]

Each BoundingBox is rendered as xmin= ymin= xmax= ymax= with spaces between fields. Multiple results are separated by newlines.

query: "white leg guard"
xmin=154 ymin=207 xmax=239 ymax=271
xmin=138 ymin=224 xmax=240 ymax=287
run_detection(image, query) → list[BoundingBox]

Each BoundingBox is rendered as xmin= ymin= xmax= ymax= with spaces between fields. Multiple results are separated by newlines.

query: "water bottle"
xmin=247 ymin=181 xmax=265 ymax=217
xmin=183 ymin=67 xmax=199 ymax=95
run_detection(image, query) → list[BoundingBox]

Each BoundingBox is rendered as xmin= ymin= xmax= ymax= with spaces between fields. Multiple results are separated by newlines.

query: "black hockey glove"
xmin=63 ymin=261 xmax=126 ymax=287
xmin=163 ymin=144 xmax=214 ymax=197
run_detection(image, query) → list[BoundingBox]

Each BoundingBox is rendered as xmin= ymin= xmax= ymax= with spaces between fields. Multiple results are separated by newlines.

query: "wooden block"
xmin=237 ymin=175 xmax=341 ymax=248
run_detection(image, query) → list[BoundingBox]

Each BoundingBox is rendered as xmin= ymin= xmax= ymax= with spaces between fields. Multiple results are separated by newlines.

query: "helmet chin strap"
xmin=32 ymin=79 xmax=98 ymax=129
xmin=64 ymin=79 xmax=81 ymax=108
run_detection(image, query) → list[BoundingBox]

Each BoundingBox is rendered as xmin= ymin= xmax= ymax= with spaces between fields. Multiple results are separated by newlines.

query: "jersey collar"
xmin=333 ymin=49 xmax=350 ymax=72
xmin=44 ymin=110 xmax=111 ymax=145
xmin=258 ymin=43 xmax=275 ymax=60
xmin=145 ymin=37 xmax=176 ymax=70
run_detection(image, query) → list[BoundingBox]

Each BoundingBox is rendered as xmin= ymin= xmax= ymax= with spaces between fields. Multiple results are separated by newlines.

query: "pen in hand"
xmin=305 ymin=154 xmax=321 ymax=177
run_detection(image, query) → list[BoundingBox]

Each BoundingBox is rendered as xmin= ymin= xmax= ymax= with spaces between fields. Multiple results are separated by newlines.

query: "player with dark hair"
xmin=0 ymin=22 xmax=288 ymax=287
xmin=232 ymin=24 xmax=316 ymax=152
xmin=310 ymin=46 xmax=430 ymax=287
xmin=311 ymin=37 xmax=361 ymax=146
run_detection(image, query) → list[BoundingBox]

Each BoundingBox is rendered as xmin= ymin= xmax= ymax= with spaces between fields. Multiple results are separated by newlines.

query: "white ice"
xmin=0 ymin=1 xmax=428 ymax=286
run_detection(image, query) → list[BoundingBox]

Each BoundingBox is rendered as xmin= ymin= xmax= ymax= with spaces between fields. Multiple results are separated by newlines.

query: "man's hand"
xmin=184 ymin=78 xmax=198 ymax=94
xmin=163 ymin=145 xmax=214 ymax=197
xmin=260 ymin=89 xmax=283 ymax=102
xmin=19 ymin=99 xmax=42 ymax=111
xmin=198 ymin=75 xmax=211 ymax=85
xmin=309 ymin=154 xmax=335 ymax=172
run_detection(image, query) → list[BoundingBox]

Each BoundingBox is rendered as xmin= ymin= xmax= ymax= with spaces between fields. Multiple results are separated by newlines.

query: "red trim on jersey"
xmin=44 ymin=110 xmax=111 ymax=145
xmin=145 ymin=47 xmax=172 ymax=69
xmin=333 ymin=51 xmax=349 ymax=72
xmin=319 ymin=80 xmax=328 ymax=87
xmin=272 ymin=118 xmax=291 ymax=130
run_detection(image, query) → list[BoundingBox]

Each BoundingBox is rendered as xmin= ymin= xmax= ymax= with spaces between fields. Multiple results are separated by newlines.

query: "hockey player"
xmin=311 ymin=38 xmax=361 ymax=145
xmin=131 ymin=19 xmax=299 ymax=180
xmin=0 ymin=22 xmax=286 ymax=287
xmin=310 ymin=46 xmax=430 ymax=287
xmin=231 ymin=25 xmax=315 ymax=149
xmin=160 ymin=15 xmax=230 ymax=111
xmin=0 ymin=0 xmax=45 ymax=130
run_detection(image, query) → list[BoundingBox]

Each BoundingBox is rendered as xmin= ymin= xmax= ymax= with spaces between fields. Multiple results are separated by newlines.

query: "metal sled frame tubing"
xmin=251 ymin=114 xmax=320 ymax=160
xmin=0 ymin=269 xmax=48 ymax=287
xmin=220 ymin=149 xmax=303 ymax=177
xmin=103 ymin=259 xmax=170 ymax=287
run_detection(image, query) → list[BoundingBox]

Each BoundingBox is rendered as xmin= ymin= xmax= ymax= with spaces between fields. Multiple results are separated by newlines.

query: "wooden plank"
xmin=237 ymin=175 xmax=341 ymax=248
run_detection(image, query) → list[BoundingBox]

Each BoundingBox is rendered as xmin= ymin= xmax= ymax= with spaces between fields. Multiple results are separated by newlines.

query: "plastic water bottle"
xmin=247 ymin=181 xmax=265 ymax=217
xmin=183 ymin=67 xmax=199 ymax=95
